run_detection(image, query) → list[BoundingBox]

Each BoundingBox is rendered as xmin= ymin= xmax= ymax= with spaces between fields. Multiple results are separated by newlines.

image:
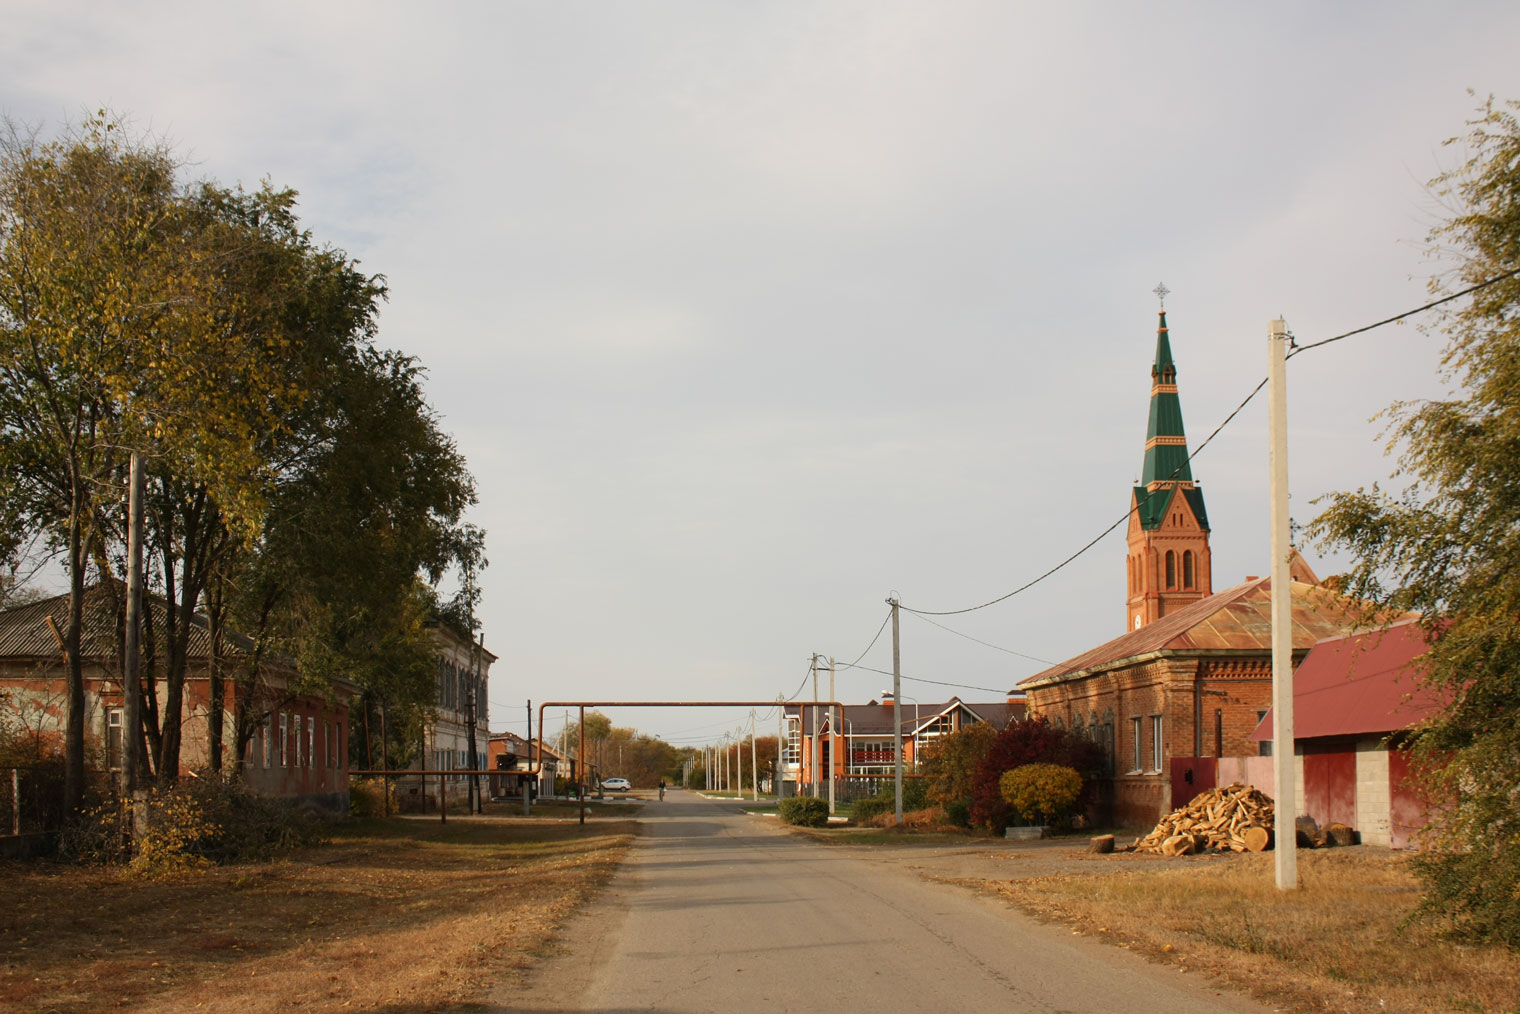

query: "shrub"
xmin=348 ymin=777 xmax=398 ymax=818
xmin=921 ymin=722 xmax=998 ymax=809
xmin=59 ymin=776 xmax=325 ymax=875
xmin=779 ymin=796 xmax=829 ymax=827
xmin=999 ymin=763 xmax=1083 ymax=826
xmin=970 ymin=716 xmax=1106 ymax=833
xmin=944 ymin=799 xmax=971 ymax=828
xmin=848 ymin=780 xmax=927 ymax=826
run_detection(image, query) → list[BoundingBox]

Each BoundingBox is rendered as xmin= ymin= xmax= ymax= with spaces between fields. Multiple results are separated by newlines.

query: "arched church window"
xmin=1183 ymin=550 xmax=1195 ymax=589
xmin=1165 ymin=551 xmax=1176 ymax=589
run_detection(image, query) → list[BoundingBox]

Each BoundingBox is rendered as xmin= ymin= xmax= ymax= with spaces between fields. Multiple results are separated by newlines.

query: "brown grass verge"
xmin=0 ymin=816 xmax=637 ymax=1013
xmin=954 ymin=847 xmax=1520 ymax=1014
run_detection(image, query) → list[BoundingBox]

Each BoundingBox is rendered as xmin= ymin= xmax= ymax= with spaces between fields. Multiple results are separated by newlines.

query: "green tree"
xmin=1310 ymin=96 xmax=1520 ymax=947
xmin=920 ymin=721 xmax=997 ymax=810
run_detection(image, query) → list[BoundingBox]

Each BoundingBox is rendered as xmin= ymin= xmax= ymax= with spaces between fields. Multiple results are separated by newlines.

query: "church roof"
xmin=1017 ymin=576 xmax=1379 ymax=690
xmin=1137 ymin=311 xmax=1207 ymax=530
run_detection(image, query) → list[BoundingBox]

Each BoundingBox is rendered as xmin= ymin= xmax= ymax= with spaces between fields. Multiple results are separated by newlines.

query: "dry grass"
xmin=961 ymin=848 xmax=1520 ymax=1014
xmin=0 ymin=816 xmax=636 ymax=1013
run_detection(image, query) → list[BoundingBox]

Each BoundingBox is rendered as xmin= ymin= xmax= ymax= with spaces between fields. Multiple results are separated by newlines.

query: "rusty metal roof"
xmin=0 ymin=584 xmax=254 ymax=661
xmin=1252 ymin=619 xmax=1444 ymax=740
xmin=1018 ymin=577 xmax=1382 ymax=689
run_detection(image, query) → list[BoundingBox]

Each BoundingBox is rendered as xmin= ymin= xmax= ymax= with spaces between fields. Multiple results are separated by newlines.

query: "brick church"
xmin=1017 ymin=307 xmax=1364 ymax=827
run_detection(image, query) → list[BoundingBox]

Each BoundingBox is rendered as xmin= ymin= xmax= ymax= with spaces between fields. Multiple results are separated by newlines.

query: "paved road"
xmin=491 ymin=789 xmax=1271 ymax=1013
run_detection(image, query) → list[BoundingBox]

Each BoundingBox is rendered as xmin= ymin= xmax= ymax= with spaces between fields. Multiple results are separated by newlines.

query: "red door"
xmin=1301 ymin=741 xmax=1356 ymax=828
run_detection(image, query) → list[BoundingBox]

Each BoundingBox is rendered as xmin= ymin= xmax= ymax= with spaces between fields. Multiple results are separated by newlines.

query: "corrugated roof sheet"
xmin=789 ymin=698 xmax=1022 ymax=736
xmin=1252 ymin=620 xmax=1445 ymax=740
xmin=0 ymin=584 xmax=255 ymax=661
xmin=1018 ymin=577 xmax=1383 ymax=689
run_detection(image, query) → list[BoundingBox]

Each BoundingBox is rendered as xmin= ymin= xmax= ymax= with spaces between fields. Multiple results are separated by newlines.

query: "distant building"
xmin=782 ymin=695 xmax=1025 ymax=796
xmin=395 ymin=623 xmax=493 ymax=810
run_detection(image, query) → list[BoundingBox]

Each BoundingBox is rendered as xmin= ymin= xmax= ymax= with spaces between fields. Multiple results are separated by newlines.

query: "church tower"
xmin=1126 ymin=303 xmax=1211 ymax=630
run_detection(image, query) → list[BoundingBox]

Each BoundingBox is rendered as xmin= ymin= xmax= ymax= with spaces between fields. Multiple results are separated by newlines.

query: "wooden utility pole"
xmin=465 ymin=633 xmax=484 ymax=813
xmin=123 ymin=450 xmax=145 ymax=797
xmin=524 ymin=699 xmax=533 ymax=816
xmin=578 ymin=705 xmax=586 ymax=825
xmin=1268 ymin=318 xmax=1299 ymax=889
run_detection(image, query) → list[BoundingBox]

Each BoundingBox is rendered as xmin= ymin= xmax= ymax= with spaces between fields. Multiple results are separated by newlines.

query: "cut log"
xmin=1241 ymin=825 xmax=1273 ymax=852
xmin=1325 ymin=823 xmax=1356 ymax=847
xmin=1088 ymin=834 xmax=1116 ymax=854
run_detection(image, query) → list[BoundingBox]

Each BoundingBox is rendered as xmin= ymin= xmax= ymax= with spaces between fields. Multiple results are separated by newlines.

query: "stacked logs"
xmin=1130 ymin=783 xmax=1276 ymax=855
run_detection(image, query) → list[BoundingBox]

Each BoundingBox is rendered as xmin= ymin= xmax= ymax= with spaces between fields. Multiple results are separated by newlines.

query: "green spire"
xmin=1141 ymin=311 xmax=1191 ymax=487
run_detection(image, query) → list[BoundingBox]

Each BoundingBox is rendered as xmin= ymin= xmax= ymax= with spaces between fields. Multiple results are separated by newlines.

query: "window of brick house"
xmin=106 ymin=708 xmax=123 ymax=771
xmin=1150 ymin=715 xmax=1163 ymax=772
xmin=1130 ymin=716 xmax=1142 ymax=773
xmin=307 ymin=717 xmax=315 ymax=769
xmin=294 ymin=713 xmax=303 ymax=767
xmin=1165 ymin=551 xmax=1177 ymax=589
xmin=337 ymin=723 xmax=344 ymax=769
xmin=279 ymin=714 xmax=289 ymax=767
xmin=1257 ymin=710 xmax=1272 ymax=756
xmin=1183 ymin=550 xmax=1195 ymax=589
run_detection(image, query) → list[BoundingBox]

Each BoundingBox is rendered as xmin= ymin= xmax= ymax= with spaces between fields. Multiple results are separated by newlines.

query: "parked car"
xmin=602 ymin=777 xmax=632 ymax=791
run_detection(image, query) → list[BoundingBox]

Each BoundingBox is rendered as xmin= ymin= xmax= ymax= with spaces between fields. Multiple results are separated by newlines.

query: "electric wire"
xmin=1287 ymin=266 xmax=1520 ymax=358
xmin=903 ymin=609 xmax=1056 ymax=665
xmin=836 ymin=662 xmax=1009 ymax=696
xmin=897 ymin=270 xmax=1519 ymax=618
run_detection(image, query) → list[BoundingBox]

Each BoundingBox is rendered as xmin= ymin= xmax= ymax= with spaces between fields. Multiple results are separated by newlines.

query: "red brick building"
xmin=0 ymin=586 xmax=355 ymax=812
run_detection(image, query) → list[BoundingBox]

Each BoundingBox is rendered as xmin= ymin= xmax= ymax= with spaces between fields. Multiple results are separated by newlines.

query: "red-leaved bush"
xmin=969 ymin=716 xmax=1106 ymax=832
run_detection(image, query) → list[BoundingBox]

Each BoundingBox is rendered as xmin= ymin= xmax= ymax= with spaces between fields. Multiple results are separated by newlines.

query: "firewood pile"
xmin=1130 ymin=783 xmax=1276 ymax=855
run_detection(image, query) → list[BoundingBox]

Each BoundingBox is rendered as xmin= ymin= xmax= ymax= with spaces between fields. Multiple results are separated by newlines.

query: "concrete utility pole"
xmin=889 ymin=597 xmax=903 ymax=826
xmin=1268 ymin=318 xmax=1299 ymax=890
xmin=810 ymin=654 xmax=821 ymax=797
xmin=736 ymin=727 xmax=744 ymax=795
xmin=524 ymin=700 xmax=532 ymax=816
xmin=776 ymin=695 xmax=786 ymax=800
xmin=827 ymin=656 xmax=837 ymax=815
xmin=750 ymin=709 xmax=759 ymax=801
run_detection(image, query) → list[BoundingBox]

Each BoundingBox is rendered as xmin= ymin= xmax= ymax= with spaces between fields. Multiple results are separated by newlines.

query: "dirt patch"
xmin=0 ymin=816 xmax=637 ymax=1013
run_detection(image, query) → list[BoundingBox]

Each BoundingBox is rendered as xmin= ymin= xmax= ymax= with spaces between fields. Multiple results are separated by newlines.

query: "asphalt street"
xmin=490 ymin=789 xmax=1272 ymax=1013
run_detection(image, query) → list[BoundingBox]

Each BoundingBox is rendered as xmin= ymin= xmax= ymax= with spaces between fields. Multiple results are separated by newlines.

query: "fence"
xmin=1 ymin=764 xmax=68 ymax=838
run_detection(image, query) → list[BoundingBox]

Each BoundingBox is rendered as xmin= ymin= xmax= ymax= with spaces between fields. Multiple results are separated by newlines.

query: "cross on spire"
xmin=1153 ymin=281 xmax=1170 ymax=310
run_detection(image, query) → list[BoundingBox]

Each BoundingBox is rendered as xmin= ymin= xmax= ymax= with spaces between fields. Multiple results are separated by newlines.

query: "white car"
xmin=602 ymin=777 xmax=632 ymax=792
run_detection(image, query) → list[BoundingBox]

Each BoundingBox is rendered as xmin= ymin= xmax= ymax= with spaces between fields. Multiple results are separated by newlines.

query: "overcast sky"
xmin=5 ymin=2 xmax=1519 ymax=750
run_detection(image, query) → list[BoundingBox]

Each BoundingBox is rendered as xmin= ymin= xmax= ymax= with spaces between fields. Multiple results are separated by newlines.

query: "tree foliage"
xmin=0 ymin=114 xmax=483 ymax=805
xmin=920 ymin=721 xmax=998 ymax=809
xmin=969 ymin=716 xmax=1105 ymax=833
xmin=1310 ymin=96 xmax=1520 ymax=947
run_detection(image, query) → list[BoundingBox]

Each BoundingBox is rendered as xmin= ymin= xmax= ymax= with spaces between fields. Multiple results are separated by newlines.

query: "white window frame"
xmin=1150 ymin=715 xmax=1164 ymax=773
xmin=307 ymin=717 xmax=316 ymax=769
xmin=106 ymin=707 xmax=124 ymax=771
xmin=279 ymin=714 xmax=289 ymax=767
xmin=1130 ymin=716 xmax=1143 ymax=774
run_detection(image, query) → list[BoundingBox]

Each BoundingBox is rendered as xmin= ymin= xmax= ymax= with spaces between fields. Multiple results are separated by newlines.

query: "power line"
xmin=897 ymin=271 xmax=1519 ymax=618
xmin=1287 ymin=266 xmax=1520 ymax=358
xmin=837 ymin=662 xmax=1009 ymax=696
xmin=903 ymin=609 xmax=1056 ymax=665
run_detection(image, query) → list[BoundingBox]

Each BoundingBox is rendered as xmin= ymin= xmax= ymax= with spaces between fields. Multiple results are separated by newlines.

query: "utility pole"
xmin=827 ymin=656 xmax=837 ymax=815
xmin=465 ymin=633 xmax=483 ymax=814
xmin=123 ymin=450 xmax=145 ymax=800
xmin=1268 ymin=318 xmax=1298 ymax=890
xmin=736 ymin=727 xmax=743 ymax=796
xmin=810 ymin=654 xmax=821 ymax=798
xmin=776 ymin=695 xmax=786 ymax=800
xmin=524 ymin=700 xmax=532 ymax=816
xmin=749 ymin=709 xmax=758 ymax=801
xmin=889 ymin=597 xmax=903 ymax=826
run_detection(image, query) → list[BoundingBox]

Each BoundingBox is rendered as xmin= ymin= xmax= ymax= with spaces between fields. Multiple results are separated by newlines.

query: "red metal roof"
xmin=1252 ymin=619 xmax=1445 ymax=740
